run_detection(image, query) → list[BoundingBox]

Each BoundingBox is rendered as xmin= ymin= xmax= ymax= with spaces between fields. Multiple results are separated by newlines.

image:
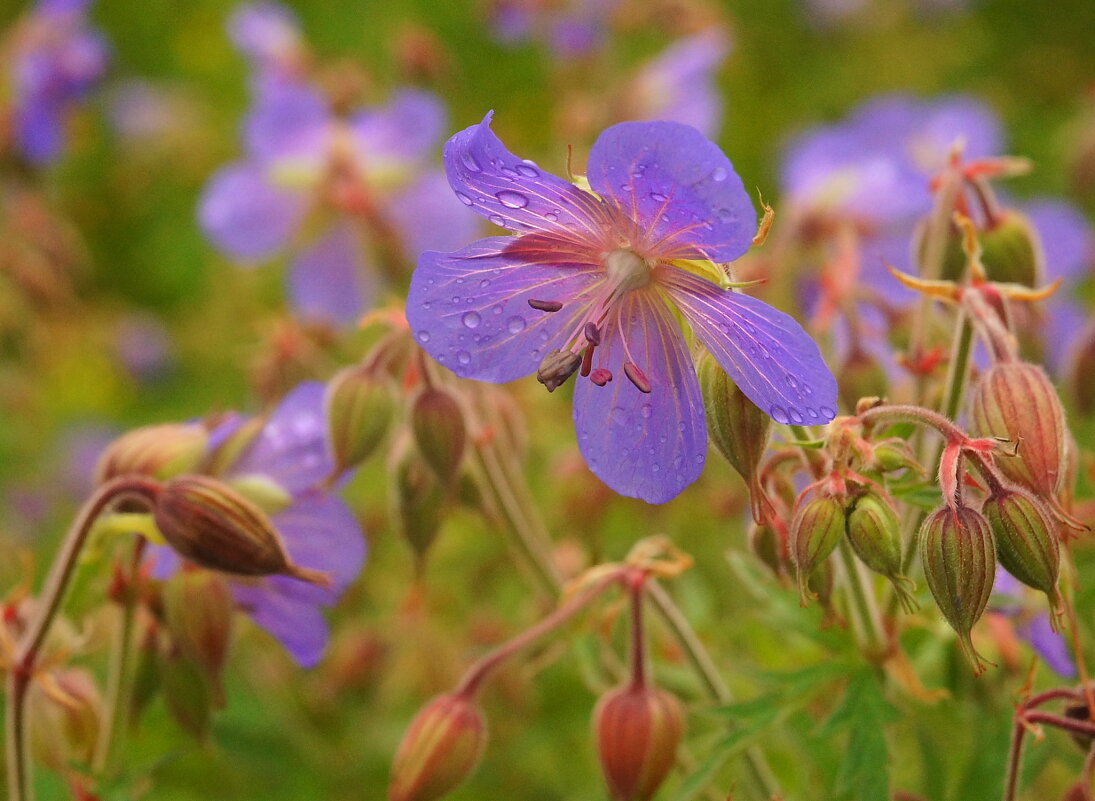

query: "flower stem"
xmin=940 ymin=310 xmax=975 ymax=423
xmin=837 ymin=539 xmax=885 ymax=657
xmin=5 ymin=476 xmax=160 ymax=801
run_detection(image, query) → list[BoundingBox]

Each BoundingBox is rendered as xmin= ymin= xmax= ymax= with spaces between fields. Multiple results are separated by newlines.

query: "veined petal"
xmin=407 ymin=237 xmax=600 ymax=383
xmin=198 ymin=162 xmax=308 ymax=261
xmin=443 ymin=112 xmax=610 ymax=242
xmin=574 ymin=289 xmax=706 ymax=504
xmin=288 ymin=223 xmax=374 ymax=327
xmin=586 ymin=120 xmax=754 ymax=262
xmin=230 ymin=581 xmax=330 ymax=668
xmin=661 ymin=266 xmax=838 ymax=424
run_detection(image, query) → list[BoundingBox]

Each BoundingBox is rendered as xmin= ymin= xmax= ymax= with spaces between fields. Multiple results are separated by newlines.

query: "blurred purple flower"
xmin=150 ymin=382 xmax=367 ymax=668
xmin=407 ymin=114 xmax=836 ymax=503
xmin=993 ymin=568 xmax=1075 ymax=678
xmin=490 ymin=0 xmax=620 ymax=58
xmin=8 ymin=0 xmax=109 ymax=164
xmin=227 ymin=1 xmax=306 ymax=85
xmin=113 ymin=313 xmax=174 ymax=383
xmin=198 ymin=80 xmax=478 ymax=326
xmin=629 ymin=30 xmax=731 ymax=139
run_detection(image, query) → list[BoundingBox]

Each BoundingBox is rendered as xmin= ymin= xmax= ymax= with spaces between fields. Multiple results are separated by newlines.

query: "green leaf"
xmin=890 ymin=481 xmax=944 ymax=511
xmin=820 ymin=670 xmax=898 ymax=801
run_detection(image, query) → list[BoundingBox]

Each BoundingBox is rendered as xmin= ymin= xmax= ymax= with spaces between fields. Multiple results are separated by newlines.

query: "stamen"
xmin=583 ymin=322 xmax=601 ymax=345
xmin=623 ymin=362 xmax=652 ymax=393
xmin=590 ymin=368 xmax=612 ymax=386
xmin=536 ymin=350 xmax=582 ymax=392
xmin=580 ymin=343 xmax=596 ymax=377
xmin=528 ymin=299 xmax=563 ymax=312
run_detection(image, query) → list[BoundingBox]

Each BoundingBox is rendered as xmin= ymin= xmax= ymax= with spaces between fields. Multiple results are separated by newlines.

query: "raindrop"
xmin=806 ymin=407 xmax=819 ymax=419
xmin=462 ymin=311 xmax=481 ymax=329
xmin=496 ymin=190 xmax=529 ymax=209
xmin=479 ymin=279 xmax=490 ymax=288
xmin=500 ymin=166 xmax=518 ymax=178
xmin=694 ymin=454 xmax=704 ymax=464
xmin=802 ymin=384 xmax=814 ymax=396
xmin=717 ymin=208 xmax=737 ymax=222
xmin=769 ymin=404 xmax=790 ymax=424
xmin=492 ymin=304 xmax=503 ymax=315
xmin=819 ymin=405 xmax=837 ymax=419
xmin=488 ymin=214 xmax=507 ymax=227
xmin=544 ymin=210 xmax=560 ymax=222
xmin=711 ymin=166 xmax=728 ymax=182
xmin=506 ymin=316 xmax=526 ymax=333
xmin=652 ymin=463 xmax=660 ymax=473
xmin=451 ymin=295 xmax=460 ymax=303
xmin=455 ymin=191 xmax=474 ymax=206
xmin=741 ymin=320 xmax=758 ymax=334
xmin=640 ymin=403 xmax=652 ymax=418
xmin=785 ymin=373 xmax=798 ymax=389
xmin=650 ymin=191 xmax=668 ymax=202
xmin=422 ymin=302 xmax=431 ymax=310
xmin=457 ymin=351 xmax=471 ymax=365
xmin=416 ymin=331 xmax=431 ymax=343
xmin=516 ymin=162 xmax=539 ymax=177
xmin=460 ymin=151 xmax=481 ymax=172
xmin=788 ymin=408 xmax=804 ymax=424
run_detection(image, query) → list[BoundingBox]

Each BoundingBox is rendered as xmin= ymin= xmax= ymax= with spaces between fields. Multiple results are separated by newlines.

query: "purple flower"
xmin=151 ymin=382 xmax=367 ymax=668
xmin=8 ymin=0 xmax=109 ymax=164
xmin=993 ymin=568 xmax=1075 ymax=678
xmin=490 ymin=0 xmax=620 ymax=58
xmin=197 ymin=81 xmax=478 ymax=326
xmin=407 ymin=115 xmax=837 ymax=503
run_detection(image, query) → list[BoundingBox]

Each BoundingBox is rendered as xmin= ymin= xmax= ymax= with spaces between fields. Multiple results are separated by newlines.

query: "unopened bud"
xmin=162 ymin=650 xmax=212 ymax=741
xmin=389 ymin=693 xmax=486 ymax=801
xmin=918 ymin=505 xmax=996 ymax=673
xmin=972 ymin=361 xmax=1068 ymax=500
xmin=153 ymin=475 xmax=329 ymax=586
xmin=594 ymin=683 xmax=684 ymax=801
xmin=978 ymin=211 xmax=1044 ymax=287
xmin=872 ymin=438 xmax=922 ymax=475
xmin=837 ymin=347 xmax=888 ymax=411
xmin=163 ymin=568 xmax=234 ymax=706
xmin=748 ymin=522 xmax=787 ymax=581
xmin=95 ymin=423 xmax=208 ymax=484
xmin=28 ymin=668 xmax=102 ymax=770
xmin=791 ymin=496 xmax=846 ymax=604
xmin=325 ymin=363 xmax=395 ymax=474
xmin=536 ymin=349 xmax=581 ymax=392
xmin=391 ymin=440 xmax=445 ymax=563
xmin=846 ymin=492 xmax=917 ymax=612
xmin=982 ymin=487 xmax=1060 ymax=610
xmin=411 ymin=386 xmax=467 ymax=485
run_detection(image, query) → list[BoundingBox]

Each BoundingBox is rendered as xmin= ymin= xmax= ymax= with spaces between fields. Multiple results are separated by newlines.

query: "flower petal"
xmin=386 ymin=170 xmax=483 ymax=256
xmin=573 ymin=288 xmax=706 ymax=503
xmin=1017 ymin=613 xmax=1076 ymax=678
xmin=230 ymin=580 xmax=330 ymax=668
xmin=407 ymin=237 xmax=600 ymax=383
xmin=270 ymin=491 xmax=366 ymax=604
xmin=661 ymin=266 xmax=838 ymax=424
xmin=244 ymin=81 xmax=331 ymax=165
xmin=288 ymin=223 xmax=374 ymax=327
xmin=198 ymin=162 xmax=308 ymax=261
xmin=351 ymin=88 xmax=447 ymax=164
xmin=585 ymin=120 xmax=754 ymax=262
xmin=443 ymin=113 xmax=609 ymax=240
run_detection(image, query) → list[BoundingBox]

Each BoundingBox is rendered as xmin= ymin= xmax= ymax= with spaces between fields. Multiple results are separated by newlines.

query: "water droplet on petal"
xmin=455 ymin=191 xmax=474 ymax=206
xmin=496 ymin=190 xmax=529 ymax=209
xmin=492 ymin=304 xmax=503 ymax=315
xmin=462 ymin=311 xmax=481 ymax=329
xmin=785 ymin=373 xmax=798 ymax=389
xmin=479 ymin=279 xmax=490 ymax=288
xmin=650 ymin=192 xmax=668 ymax=202
xmin=717 ymin=208 xmax=737 ymax=222
xmin=788 ymin=408 xmax=804 ymax=424
xmin=500 ymin=166 xmax=518 ymax=178
xmin=640 ymin=403 xmax=652 ymax=418
xmin=488 ymin=214 xmax=507 ymax=227
xmin=516 ymin=162 xmax=539 ymax=178
xmin=457 ymin=350 xmax=471 ymax=365
xmin=819 ymin=405 xmax=837 ymax=420
xmin=711 ymin=166 xmax=728 ymax=182
xmin=416 ymin=331 xmax=431 ymax=343
xmin=506 ymin=316 xmax=526 ymax=334
xmin=544 ymin=210 xmax=560 ymax=222
xmin=769 ymin=404 xmax=790 ymax=424
xmin=460 ymin=151 xmax=481 ymax=172
xmin=806 ymin=406 xmax=819 ymax=419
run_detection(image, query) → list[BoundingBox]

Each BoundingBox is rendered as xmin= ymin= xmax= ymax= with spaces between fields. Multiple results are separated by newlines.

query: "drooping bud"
xmin=94 ymin=423 xmax=209 ymax=484
xmin=846 ymin=492 xmax=917 ymax=612
xmin=536 ymin=349 xmax=581 ymax=392
xmin=162 ymin=649 xmax=212 ymax=741
xmin=410 ymin=386 xmax=467 ymax=485
xmin=871 ymin=437 xmax=922 ymax=475
xmin=391 ymin=439 xmax=445 ymax=564
xmin=791 ymin=496 xmax=846 ymax=604
xmin=982 ymin=487 xmax=1061 ymax=611
xmin=698 ymin=353 xmax=772 ymax=522
xmin=837 ymin=346 xmax=888 ymax=411
xmin=388 ymin=693 xmax=486 ymax=801
xmin=163 ymin=568 xmax=235 ymax=706
xmin=748 ymin=522 xmax=788 ymax=582
xmin=593 ymin=683 xmax=685 ymax=801
xmin=27 ymin=668 xmax=102 ymax=771
xmin=153 ymin=475 xmax=330 ymax=586
xmin=325 ymin=362 xmax=395 ymax=475
xmin=977 ymin=210 xmax=1044 ymax=287
xmin=918 ymin=505 xmax=997 ymax=673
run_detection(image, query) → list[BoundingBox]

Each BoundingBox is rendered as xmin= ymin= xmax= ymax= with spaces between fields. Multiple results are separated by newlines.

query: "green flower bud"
xmin=791 ymin=496 xmax=846 ymax=604
xmin=154 ymin=475 xmax=330 ymax=586
xmin=27 ymin=668 xmax=102 ymax=771
xmin=325 ymin=362 xmax=395 ymax=474
xmin=978 ymin=211 xmax=1044 ymax=287
xmin=594 ymin=683 xmax=685 ymax=801
xmin=982 ymin=487 xmax=1060 ymax=610
xmin=389 ymin=693 xmax=486 ymax=801
xmin=391 ymin=439 xmax=445 ymax=564
xmin=872 ymin=438 xmax=922 ymax=475
xmin=94 ymin=423 xmax=208 ymax=484
xmin=162 ymin=650 xmax=212 ymax=741
xmin=847 ymin=492 xmax=917 ymax=612
xmin=410 ymin=386 xmax=467 ymax=485
xmin=163 ymin=568 xmax=235 ymax=706
xmin=918 ymin=505 xmax=997 ymax=674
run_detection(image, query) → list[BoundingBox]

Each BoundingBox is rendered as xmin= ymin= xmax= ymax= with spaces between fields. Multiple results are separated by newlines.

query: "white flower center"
xmin=604 ymin=248 xmax=653 ymax=295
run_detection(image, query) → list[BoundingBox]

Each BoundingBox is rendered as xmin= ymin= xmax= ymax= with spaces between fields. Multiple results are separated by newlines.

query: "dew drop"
xmin=500 ymin=166 xmax=518 ymax=178
xmin=516 ymin=162 xmax=539 ymax=177
xmin=711 ymin=166 xmax=728 ymax=182
xmin=640 ymin=403 xmax=652 ymax=418
xmin=802 ymin=384 xmax=814 ymax=396
xmin=457 ymin=350 xmax=471 ymax=365
xmin=788 ymin=408 xmax=804 ymax=424
xmin=806 ymin=406 xmax=819 ymax=419
xmin=460 ymin=151 xmax=481 ymax=172
xmin=496 ymin=190 xmax=529 ymax=209
xmin=455 ymin=191 xmax=474 ymax=206
xmin=544 ymin=210 xmax=560 ymax=222
xmin=650 ymin=191 xmax=668 ymax=202
xmin=479 ymin=279 xmax=490 ymax=288
xmin=488 ymin=214 xmax=507 ymax=227
xmin=717 ymin=208 xmax=737 ymax=222
xmin=785 ymin=373 xmax=798 ymax=389
xmin=416 ymin=330 xmax=431 ymax=343
xmin=462 ymin=311 xmax=481 ymax=329
xmin=819 ymin=405 xmax=837 ymax=420
xmin=652 ymin=463 xmax=660 ymax=473
xmin=492 ymin=304 xmax=503 ymax=315
xmin=769 ymin=404 xmax=790 ymax=424
xmin=422 ymin=302 xmax=431 ymax=310
xmin=506 ymin=316 xmax=526 ymax=334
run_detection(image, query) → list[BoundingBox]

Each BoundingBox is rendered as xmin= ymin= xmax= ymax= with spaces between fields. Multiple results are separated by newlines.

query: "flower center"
xmin=604 ymin=248 xmax=653 ymax=295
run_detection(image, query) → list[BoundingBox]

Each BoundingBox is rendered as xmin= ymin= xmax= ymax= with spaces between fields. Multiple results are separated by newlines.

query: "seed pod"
xmin=94 ymin=423 xmax=209 ymax=484
xmin=390 ymin=439 xmax=445 ymax=564
xmin=846 ymin=492 xmax=917 ymax=613
xmin=163 ymin=568 xmax=235 ymax=706
xmin=837 ymin=346 xmax=888 ymax=411
xmin=982 ymin=487 xmax=1060 ymax=610
xmin=748 ymin=522 xmax=788 ymax=581
xmin=791 ymin=496 xmax=846 ymax=605
xmin=698 ymin=353 xmax=772 ymax=522
xmin=918 ymin=505 xmax=997 ymax=674
xmin=389 ymin=693 xmax=486 ymax=801
xmin=971 ymin=360 xmax=1067 ymax=499
xmin=325 ymin=362 xmax=395 ymax=475
xmin=594 ymin=683 xmax=685 ymax=801
xmin=410 ymin=386 xmax=467 ymax=486
xmin=978 ymin=210 xmax=1044 ymax=287
xmin=154 ymin=475 xmax=329 ymax=586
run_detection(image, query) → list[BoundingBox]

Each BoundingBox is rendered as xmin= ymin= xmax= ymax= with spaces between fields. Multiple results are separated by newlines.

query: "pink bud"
xmin=389 ymin=693 xmax=486 ymax=801
xmin=594 ymin=683 xmax=685 ymax=801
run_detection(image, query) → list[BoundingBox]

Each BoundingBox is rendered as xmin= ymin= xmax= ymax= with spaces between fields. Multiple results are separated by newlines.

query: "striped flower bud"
xmin=154 ymin=475 xmax=329 ymax=586
xmin=982 ymin=487 xmax=1060 ymax=610
xmin=163 ymin=568 xmax=234 ymax=706
xmin=389 ymin=693 xmax=486 ymax=801
xmin=94 ymin=423 xmax=208 ymax=484
xmin=846 ymin=492 xmax=917 ymax=612
xmin=325 ymin=363 xmax=395 ymax=475
xmin=411 ymin=386 xmax=467 ymax=486
xmin=698 ymin=353 xmax=772 ymax=521
xmin=972 ymin=360 xmax=1067 ymax=500
xmin=918 ymin=505 xmax=997 ymax=673
xmin=791 ymin=496 xmax=846 ymax=604
xmin=594 ymin=683 xmax=685 ymax=801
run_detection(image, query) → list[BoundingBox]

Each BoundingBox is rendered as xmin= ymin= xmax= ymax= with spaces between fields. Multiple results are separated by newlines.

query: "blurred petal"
xmin=1017 ymin=614 xmax=1076 ymax=678
xmin=387 ymin=170 xmax=483 ymax=256
xmin=661 ymin=266 xmax=838 ymax=423
xmin=1023 ymin=199 xmax=1094 ymax=283
xmin=407 ymin=237 xmax=600 ymax=383
xmin=586 ymin=120 xmax=755 ymax=262
xmin=270 ymin=491 xmax=366 ymax=604
xmin=244 ymin=82 xmax=331 ymax=164
xmin=146 ymin=544 xmax=182 ymax=581
xmin=231 ymin=581 xmax=330 ymax=668
xmin=351 ymin=88 xmax=447 ymax=164
xmin=574 ymin=288 xmax=706 ymax=503
xmin=14 ymin=101 xmax=63 ymax=164
xmin=443 ymin=113 xmax=609 ymax=240
xmin=632 ymin=31 xmax=730 ymax=138
xmin=231 ymin=381 xmax=334 ymax=492
xmin=288 ymin=223 xmax=373 ymax=327
xmin=228 ymin=1 xmax=301 ymax=69
xmin=198 ymin=163 xmax=308 ymax=261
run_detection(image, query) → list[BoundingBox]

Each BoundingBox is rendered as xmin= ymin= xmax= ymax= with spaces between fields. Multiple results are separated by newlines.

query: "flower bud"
xmin=846 ymin=492 xmax=917 ymax=612
xmin=27 ymin=668 xmax=102 ymax=771
xmin=163 ymin=568 xmax=234 ymax=706
xmin=391 ymin=439 xmax=445 ymax=563
xmin=982 ymin=488 xmax=1060 ymax=610
xmin=791 ymin=496 xmax=846 ymax=604
xmin=325 ymin=363 xmax=395 ymax=474
xmin=389 ymin=693 xmax=486 ymax=801
xmin=153 ymin=475 xmax=329 ymax=586
xmin=594 ymin=683 xmax=685 ymax=801
xmin=162 ymin=649 xmax=213 ymax=741
xmin=94 ymin=423 xmax=208 ymax=484
xmin=411 ymin=386 xmax=467 ymax=485
xmin=698 ymin=353 xmax=772 ymax=522
xmin=837 ymin=346 xmax=888 ymax=411
xmin=871 ymin=438 xmax=922 ymax=475
xmin=978 ymin=211 xmax=1044 ymax=287
xmin=748 ymin=522 xmax=788 ymax=581
xmin=972 ymin=360 xmax=1067 ymax=499
xmin=918 ymin=505 xmax=997 ymax=673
